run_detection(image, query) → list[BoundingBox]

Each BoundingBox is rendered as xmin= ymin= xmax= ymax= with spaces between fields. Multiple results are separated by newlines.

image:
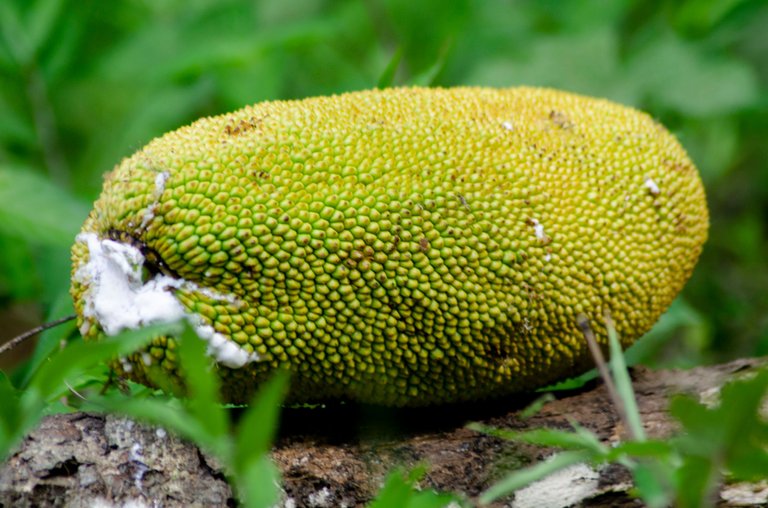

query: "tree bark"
xmin=1 ymin=358 xmax=766 ymax=507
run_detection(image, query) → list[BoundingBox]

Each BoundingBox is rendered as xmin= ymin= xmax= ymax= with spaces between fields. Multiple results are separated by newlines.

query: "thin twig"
xmin=64 ymin=379 xmax=88 ymax=401
xmin=577 ymin=313 xmax=633 ymax=440
xmin=0 ymin=314 xmax=77 ymax=356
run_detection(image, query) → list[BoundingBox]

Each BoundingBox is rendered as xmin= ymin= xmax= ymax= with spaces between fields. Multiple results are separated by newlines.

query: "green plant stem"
xmin=578 ymin=314 xmax=637 ymax=441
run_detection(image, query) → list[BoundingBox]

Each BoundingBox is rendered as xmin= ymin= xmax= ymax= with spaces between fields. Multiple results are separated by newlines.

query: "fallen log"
xmin=1 ymin=358 xmax=765 ymax=507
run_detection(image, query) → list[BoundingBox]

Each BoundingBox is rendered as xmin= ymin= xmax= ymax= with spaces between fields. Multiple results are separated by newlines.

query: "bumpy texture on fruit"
xmin=70 ymin=87 xmax=708 ymax=406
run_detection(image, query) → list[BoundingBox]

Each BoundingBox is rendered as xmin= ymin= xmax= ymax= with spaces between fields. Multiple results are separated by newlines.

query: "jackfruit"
xmin=70 ymin=87 xmax=708 ymax=406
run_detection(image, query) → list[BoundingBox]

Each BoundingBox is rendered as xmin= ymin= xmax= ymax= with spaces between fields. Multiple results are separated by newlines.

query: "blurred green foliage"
xmin=1 ymin=0 xmax=766 ymax=364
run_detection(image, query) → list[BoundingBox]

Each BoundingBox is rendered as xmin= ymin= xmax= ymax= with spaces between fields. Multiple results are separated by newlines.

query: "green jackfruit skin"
xmin=71 ymin=87 xmax=708 ymax=406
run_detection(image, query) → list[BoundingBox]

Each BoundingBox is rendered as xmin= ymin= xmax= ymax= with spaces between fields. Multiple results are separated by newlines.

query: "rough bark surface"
xmin=1 ymin=358 xmax=766 ymax=508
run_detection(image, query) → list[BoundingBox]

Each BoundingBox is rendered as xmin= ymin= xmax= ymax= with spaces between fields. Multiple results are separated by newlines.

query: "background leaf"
xmin=0 ymin=166 xmax=89 ymax=247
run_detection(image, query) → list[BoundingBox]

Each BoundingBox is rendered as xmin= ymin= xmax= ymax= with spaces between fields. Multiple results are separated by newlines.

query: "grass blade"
xmin=0 ymin=371 xmax=21 ymax=459
xmin=87 ymin=396 xmax=217 ymax=450
xmin=468 ymin=422 xmax=607 ymax=455
xmin=176 ymin=324 xmax=227 ymax=440
xmin=238 ymin=454 xmax=281 ymax=508
xmin=235 ymin=370 xmax=289 ymax=462
xmin=27 ymin=323 xmax=176 ymax=401
xmin=479 ymin=450 xmax=592 ymax=504
xmin=232 ymin=370 xmax=289 ymax=508
xmin=377 ymin=47 xmax=403 ymax=89
xmin=605 ymin=314 xmax=645 ymax=441
xmin=370 ymin=466 xmax=458 ymax=508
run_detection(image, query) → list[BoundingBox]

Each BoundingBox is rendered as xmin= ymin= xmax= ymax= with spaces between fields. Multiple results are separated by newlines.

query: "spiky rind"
xmin=71 ymin=87 xmax=708 ymax=406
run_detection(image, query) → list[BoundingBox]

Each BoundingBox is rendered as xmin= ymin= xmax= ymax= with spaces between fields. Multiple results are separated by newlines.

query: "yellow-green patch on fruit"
xmin=70 ymin=87 xmax=708 ymax=406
